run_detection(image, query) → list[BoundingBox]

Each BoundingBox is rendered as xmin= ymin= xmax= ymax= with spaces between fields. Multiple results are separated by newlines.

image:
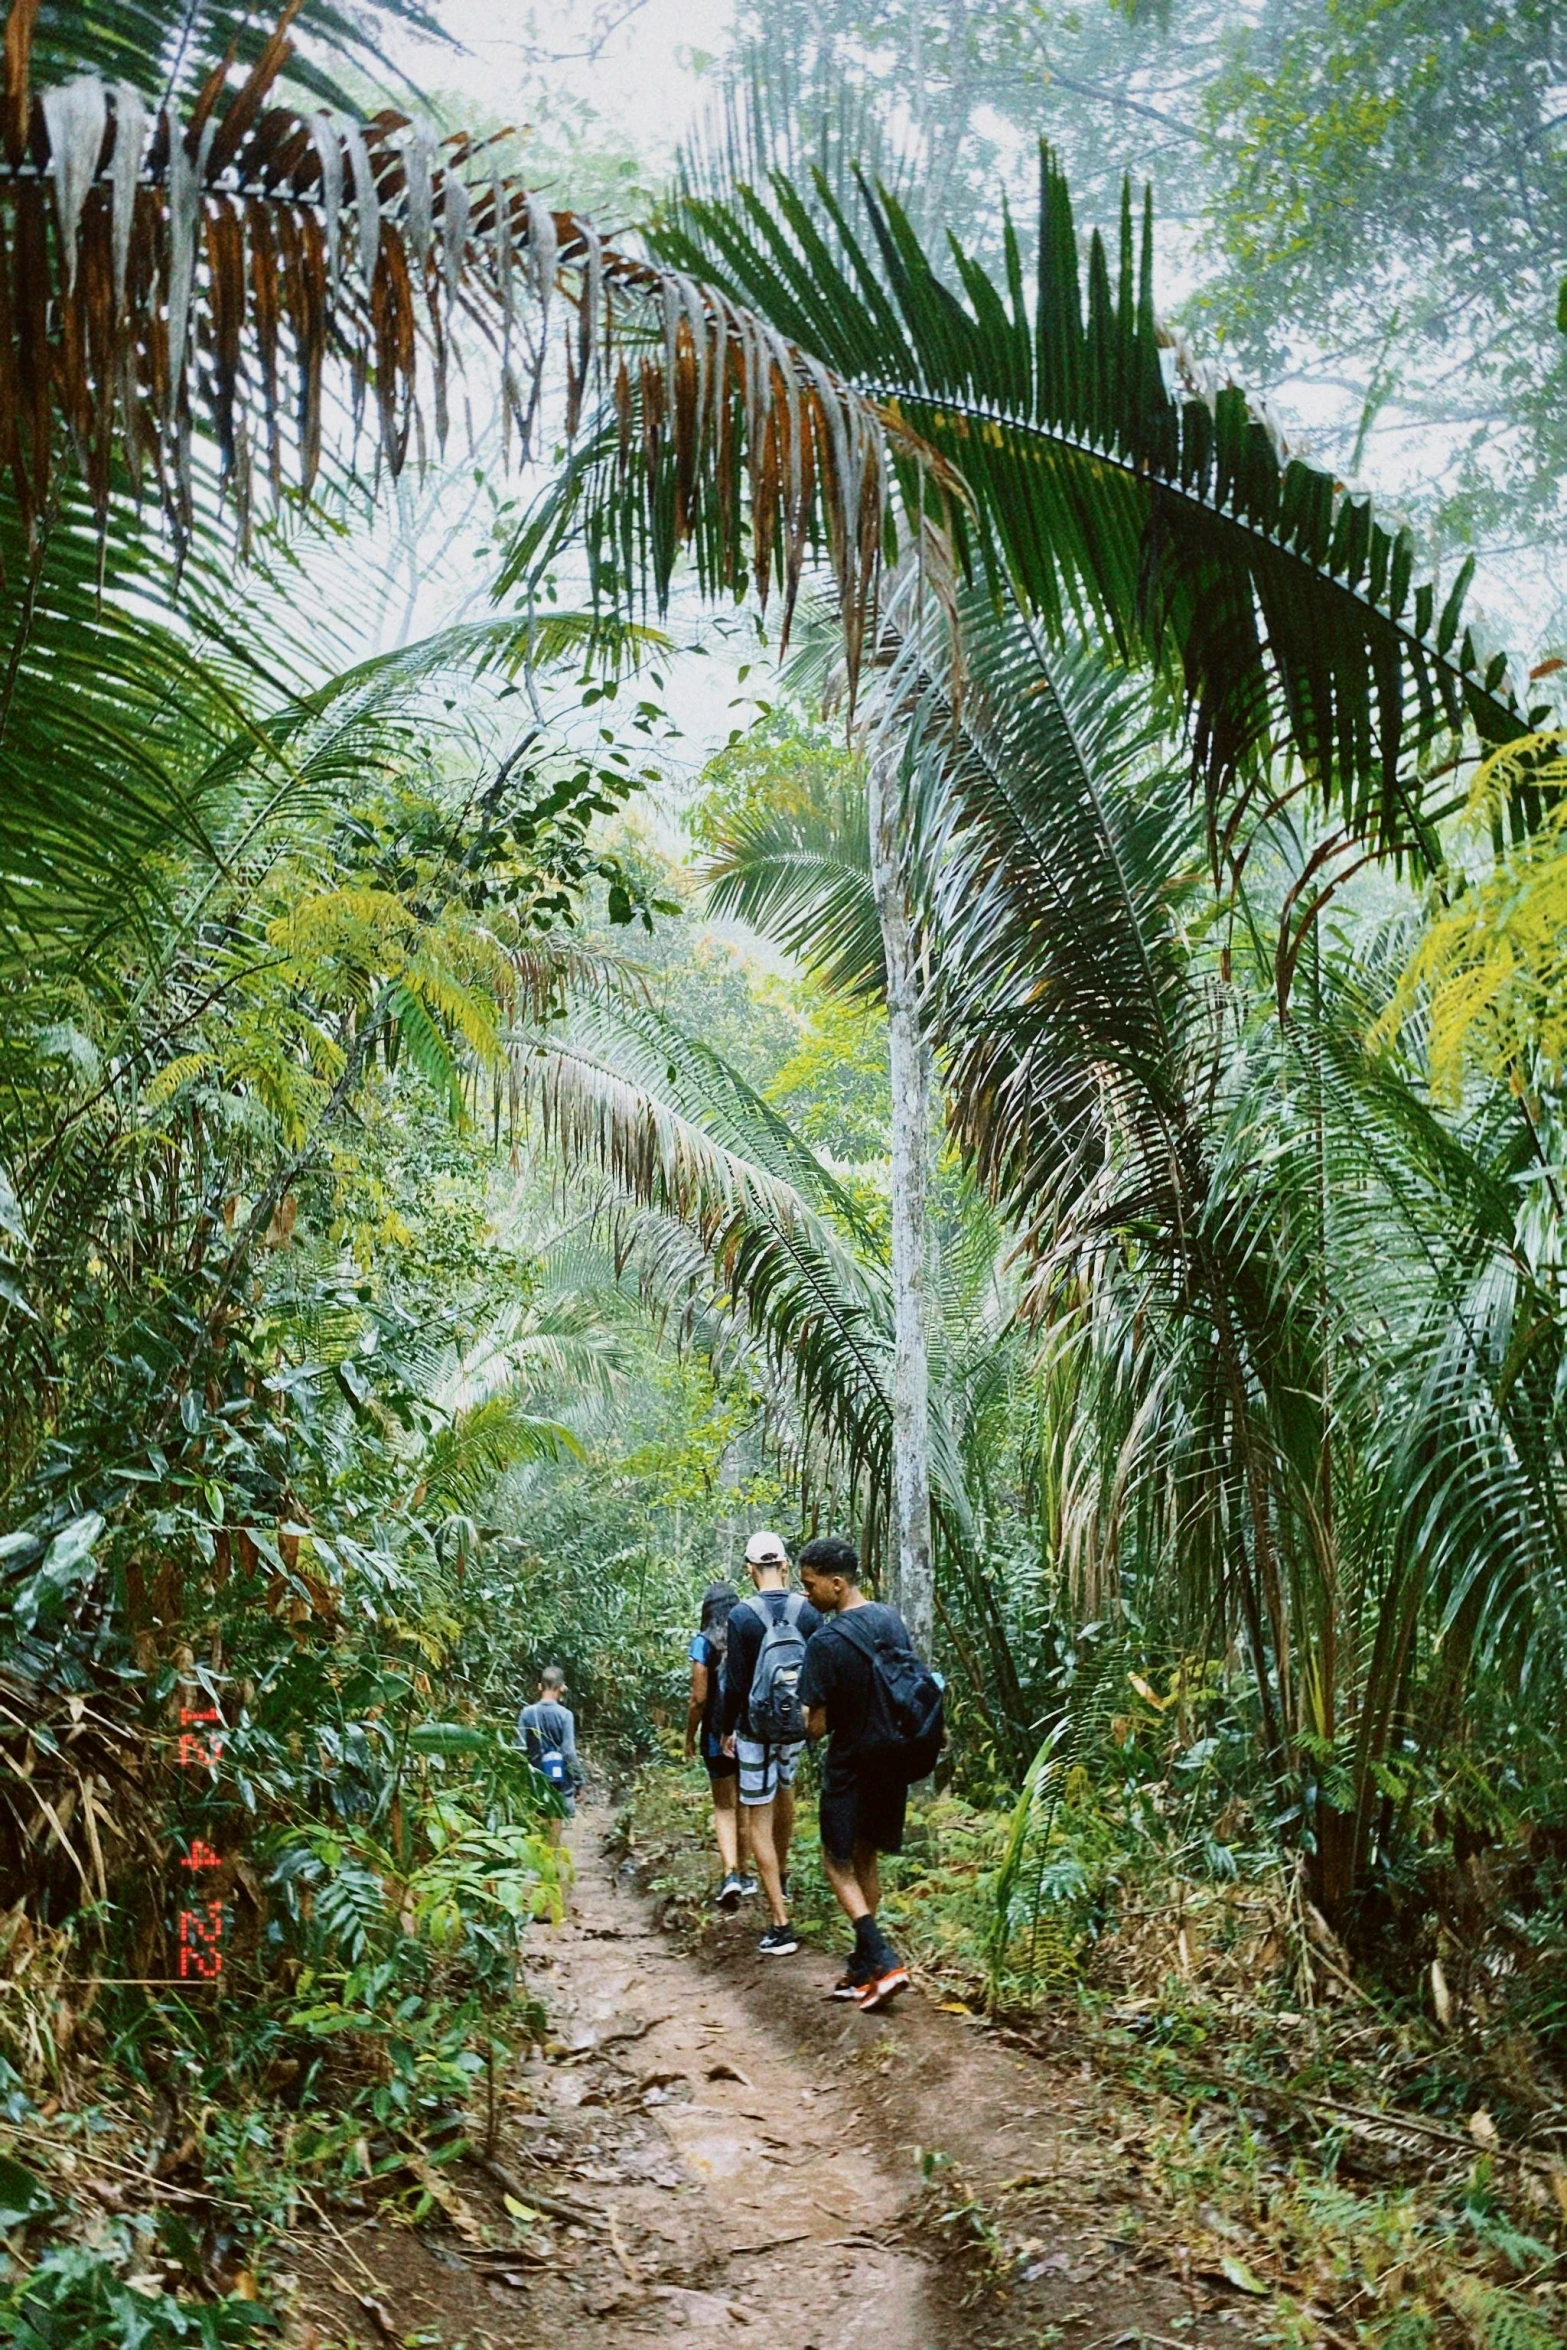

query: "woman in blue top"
xmin=684 ymin=1580 xmax=756 ymax=1908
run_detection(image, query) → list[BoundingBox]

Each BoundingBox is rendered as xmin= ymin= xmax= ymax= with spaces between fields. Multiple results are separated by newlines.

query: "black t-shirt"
xmin=719 ymin=1588 xmax=823 ymax=1738
xmin=798 ymin=1602 xmax=910 ymax=1772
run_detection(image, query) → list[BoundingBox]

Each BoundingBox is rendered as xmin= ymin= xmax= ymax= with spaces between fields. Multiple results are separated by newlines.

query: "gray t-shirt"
xmin=518 ymin=1699 xmax=582 ymax=1783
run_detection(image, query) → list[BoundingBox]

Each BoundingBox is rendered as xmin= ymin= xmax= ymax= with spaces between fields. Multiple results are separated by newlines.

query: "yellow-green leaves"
xmin=1376 ymin=732 xmax=1567 ymax=1100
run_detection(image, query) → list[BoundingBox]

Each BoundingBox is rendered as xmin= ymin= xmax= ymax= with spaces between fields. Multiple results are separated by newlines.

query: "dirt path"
xmin=292 ymin=1803 xmax=1272 ymax=2348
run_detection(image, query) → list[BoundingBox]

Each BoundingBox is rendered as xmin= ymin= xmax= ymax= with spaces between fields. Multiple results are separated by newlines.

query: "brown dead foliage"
xmin=0 ymin=1 xmax=898 ymax=675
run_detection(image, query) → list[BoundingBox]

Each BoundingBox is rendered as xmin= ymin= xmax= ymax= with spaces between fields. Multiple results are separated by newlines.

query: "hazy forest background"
xmin=2 ymin=2 xmax=1567 ymax=2344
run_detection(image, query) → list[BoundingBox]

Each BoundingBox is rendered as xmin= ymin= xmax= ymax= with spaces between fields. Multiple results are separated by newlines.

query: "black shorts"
xmin=819 ymin=1767 xmax=907 ymax=1865
xmin=705 ymin=1748 xmax=738 ymax=1782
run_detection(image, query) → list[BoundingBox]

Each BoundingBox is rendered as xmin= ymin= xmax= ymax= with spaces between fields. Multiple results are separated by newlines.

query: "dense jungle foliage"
xmin=1 ymin=2 xmax=1566 ymax=2345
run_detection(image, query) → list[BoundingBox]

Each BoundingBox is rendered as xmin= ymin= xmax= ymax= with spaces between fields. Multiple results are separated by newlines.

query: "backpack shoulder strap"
xmin=780 ymin=1591 xmax=807 ymax=1626
xmin=827 ymin=1607 xmax=881 ymax=1660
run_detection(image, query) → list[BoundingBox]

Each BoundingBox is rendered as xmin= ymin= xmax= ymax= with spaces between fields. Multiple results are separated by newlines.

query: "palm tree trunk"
xmin=868 ymin=734 xmax=934 ymax=1657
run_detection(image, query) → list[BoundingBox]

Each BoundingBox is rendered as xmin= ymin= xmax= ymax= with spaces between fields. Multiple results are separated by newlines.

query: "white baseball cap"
xmin=743 ymin=1530 xmax=789 ymax=1566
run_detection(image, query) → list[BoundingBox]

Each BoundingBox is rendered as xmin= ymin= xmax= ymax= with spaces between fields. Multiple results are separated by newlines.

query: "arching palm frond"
xmin=0 ymin=479 xmax=259 ymax=972
xmin=523 ymin=991 xmax=887 ymax=1252
xmin=516 ymin=1000 xmax=897 ymax=1501
xmin=415 ymin=1396 xmax=580 ymax=1519
xmin=702 ymin=760 xmax=882 ymax=1000
xmin=656 ymin=156 xmax=1537 ymax=861
xmin=866 ymin=599 xmax=1331 ymax=1755
xmin=509 ymin=971 xmax=1045 ymax=1742
xmin=1313 ymin=942 xmax=1567 ymax=1701
xmin=26 ymin=1 xmax=448 ymax=115
xmin=915 ymin=612 xmax=1204 ymax=1256
xmin=0 ymin=512 xmax=649 ymax=996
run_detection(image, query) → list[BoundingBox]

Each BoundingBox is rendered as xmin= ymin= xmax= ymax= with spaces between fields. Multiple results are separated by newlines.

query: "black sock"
xmin=853 ymin=1913 xmax=882 ymax=1962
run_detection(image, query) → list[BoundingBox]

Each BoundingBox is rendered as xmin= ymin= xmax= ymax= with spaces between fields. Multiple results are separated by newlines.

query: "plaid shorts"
xmin=735 ymin=1734 xmax=803 ymax=1807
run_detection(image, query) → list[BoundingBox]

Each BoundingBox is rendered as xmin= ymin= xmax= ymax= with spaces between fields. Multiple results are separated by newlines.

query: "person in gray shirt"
xmin=518 ymin=1664 xmax=584 ymax=1839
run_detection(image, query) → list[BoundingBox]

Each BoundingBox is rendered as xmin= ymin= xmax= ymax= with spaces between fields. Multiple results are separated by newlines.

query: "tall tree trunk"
xmin=868 ymin=734 xmax=934 ymax=1657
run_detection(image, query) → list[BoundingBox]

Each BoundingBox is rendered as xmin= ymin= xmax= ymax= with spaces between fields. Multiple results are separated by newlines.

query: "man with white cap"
xmin=719 ymin=1531 xmax=821 ymax=1955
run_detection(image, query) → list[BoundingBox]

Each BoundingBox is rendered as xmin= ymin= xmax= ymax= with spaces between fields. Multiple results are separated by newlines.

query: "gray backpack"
xmin=747 ymin=1593 xmax=809 ymax=1743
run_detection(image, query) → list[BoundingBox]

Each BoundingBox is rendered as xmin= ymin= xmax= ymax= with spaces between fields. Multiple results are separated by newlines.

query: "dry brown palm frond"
xmin=0 ymin=1 xmax=901 ymax=679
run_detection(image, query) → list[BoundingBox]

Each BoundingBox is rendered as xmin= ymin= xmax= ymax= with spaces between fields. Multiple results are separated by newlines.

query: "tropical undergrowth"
xmin=0 ymin=471 xmax=684 ymax=2338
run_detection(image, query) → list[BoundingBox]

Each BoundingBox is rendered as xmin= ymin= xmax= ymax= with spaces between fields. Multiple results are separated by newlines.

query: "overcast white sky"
xmin=385 ymin=0 xmax=736 ymax=167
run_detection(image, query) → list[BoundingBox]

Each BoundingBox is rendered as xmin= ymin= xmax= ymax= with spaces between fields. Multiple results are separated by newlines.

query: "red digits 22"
xmin=177 ymin=1899 xmax=225 ymax=1979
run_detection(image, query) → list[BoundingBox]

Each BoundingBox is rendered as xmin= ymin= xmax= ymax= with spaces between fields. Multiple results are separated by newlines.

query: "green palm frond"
xmin=656 ymin=155 xmax=1535 ymax=858
xmin=524 ymin=1025 xmax=898 ymax=1497
xmin=509 ymin=981 xmax=1042 ymax=1734
xmin=514 ymin=986 xmax=968 ymax=1514
xmin=440 ymin=1296 xmax=625 ymax=1413
xmin=912 ymin=602 xmax=1205 ymax=1255
xmin=526 ymin=992 xmax=886 ymax=1249
xmin=415 ymin=1396 xmax=581 ymax=1519
xmin=0 ymin=504 xmax=652 ymax=993
xmin=0 ymin=481 xmax=263 ymax=972
xmin=702 ymin=761 xmax=883 ymax=1000
xmin=26 ymin=1 xmax=448 ymax=113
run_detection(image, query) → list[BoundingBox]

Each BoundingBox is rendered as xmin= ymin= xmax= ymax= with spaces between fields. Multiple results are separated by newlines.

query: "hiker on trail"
xmin=519 ymin=1664 xmax=584 ymax=1842
xmin=685 ymin=1579 xmax=759 ymax=1910
xmin=719 ymin=1530 xmax=822 ymax=1957
xmin=798 ymin=1534 xmax=944 ymax=2011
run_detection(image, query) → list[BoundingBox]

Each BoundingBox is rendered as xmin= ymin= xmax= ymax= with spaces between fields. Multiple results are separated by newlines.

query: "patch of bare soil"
xmin=286 ymin=1805 xmax=1277 ymax=2349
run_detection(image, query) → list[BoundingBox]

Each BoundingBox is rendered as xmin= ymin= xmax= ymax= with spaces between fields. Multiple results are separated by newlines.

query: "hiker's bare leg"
xmin=822 ymin=1844 xmax=871 ymax=1924
xmin=747 ymin=1800 xmax=789 ymax=1925
xmin=737 ymin=1802 xmax=754 ymax=1874
xmin=711 ymin=1773 xmax=740 ymax=1876
xmin=773 ymin=1781 xmax=796 ymax=1885
xmin=822 ymin=1837 xmax=883 ymax=1926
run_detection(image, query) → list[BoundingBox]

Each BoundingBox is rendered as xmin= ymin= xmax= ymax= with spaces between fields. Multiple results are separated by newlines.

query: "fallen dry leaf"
xmin=402 ymin=2144 xmax=489 ymax=2244
xmin=1218 ymin=2254 xmax=1270 ymax=2296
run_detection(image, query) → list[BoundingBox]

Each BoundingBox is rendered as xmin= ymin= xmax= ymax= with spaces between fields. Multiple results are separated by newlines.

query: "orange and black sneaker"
xmin=826 ymin=1959 xmax=870 ymax=2000
xmin=856 ymin=1959 xmax=911 ymax=2012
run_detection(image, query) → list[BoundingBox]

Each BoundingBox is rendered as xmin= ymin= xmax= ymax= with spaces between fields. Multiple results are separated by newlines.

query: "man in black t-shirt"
xmin=797 ymin=1534 xmax=911 ymax=2011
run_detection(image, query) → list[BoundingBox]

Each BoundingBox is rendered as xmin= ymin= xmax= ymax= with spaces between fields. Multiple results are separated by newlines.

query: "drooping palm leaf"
xmin=514 ymin=989 xmax=1041 ymax=1729
xmin=0 ymin=2 xmax=894 ymax=662
xmin=517 ymin=993 xmax=897 ymax=1490
xmin=415 ymin=1395 xmax=580 ymax=1518
xmin=0 ymin=474 xmax=258 ymax=965
xmin=911 ymin=608 xmax=1205 ymax=1251
xmin=702 ymin=756 xmax=883 ymax=1001
xmin=23 ymin=1 xmax=449 ymax=115
xmin=656 ymin=156 xmax=1536 ymax=860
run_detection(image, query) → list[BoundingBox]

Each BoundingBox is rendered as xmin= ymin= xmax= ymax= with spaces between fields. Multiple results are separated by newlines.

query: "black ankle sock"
xmin=853 ymin=1912 xmax=881 ymax=1960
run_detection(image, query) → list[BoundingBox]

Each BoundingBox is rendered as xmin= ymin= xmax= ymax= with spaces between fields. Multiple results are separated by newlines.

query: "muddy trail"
xmin=293 ymin=1803 xmax=1271 ymax=2348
